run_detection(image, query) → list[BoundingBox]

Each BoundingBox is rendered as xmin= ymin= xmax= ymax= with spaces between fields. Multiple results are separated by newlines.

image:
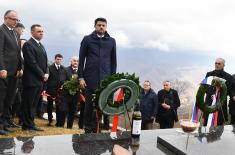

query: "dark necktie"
xmin=10 ymin=30 xmax=18 ymax=46
xmin=39 ymin=42 xmax=46 ymax=53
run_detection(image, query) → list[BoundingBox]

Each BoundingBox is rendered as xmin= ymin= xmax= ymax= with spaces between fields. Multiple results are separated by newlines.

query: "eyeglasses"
xmin=7 ymin=17 xmax=20 ymax=22
xmin=163 ymin=84 xmax=169 ymax=86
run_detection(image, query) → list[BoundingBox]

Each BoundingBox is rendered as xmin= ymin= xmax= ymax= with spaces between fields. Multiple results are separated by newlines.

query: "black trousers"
xmin=12 ymin=88 xmax=22 ymax=118
xmin=159 ymin=112 xmax=175 ymax=129
xmin=141 ymin=119 xmax=154 ymax=130
xmin=47 ymin=97 xmax=60 ymax=123
xmin=67 ymin=95 xmax=78 ymax=128
xmin=84 ymin=88 xmax=98 ymax=133
xmin=102 ymin=114 xmax=110 ymax=129
xmin=57 ymin=94 xmax=78 ymax=128
xmin=231 ymin=115 xmax=235 ymax=125
xmin=21 ymin=86 xmax=42 ymax=129
xmin=36 ymin=96 xmax=44 ymax=117
xmin=78 ymin=101 xmax=85 ymax=129
xmin=0 ymin=76 xmax=17 ymax=126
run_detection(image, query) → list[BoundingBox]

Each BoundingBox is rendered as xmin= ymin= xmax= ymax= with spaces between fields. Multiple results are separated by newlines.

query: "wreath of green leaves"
xmin=92 ymin=73 xmax=141 ymax=115
xmin=196 ymin=77 xmax=227 ymax=114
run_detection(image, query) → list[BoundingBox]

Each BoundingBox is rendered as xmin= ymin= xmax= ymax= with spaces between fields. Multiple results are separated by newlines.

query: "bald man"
xmin=57 ymin=56 xmax=80 ymax=128
xmin=0 ymin=10 xmax=22 ymax=135
xmin=204 ymin=58 xmax=235 ymax=126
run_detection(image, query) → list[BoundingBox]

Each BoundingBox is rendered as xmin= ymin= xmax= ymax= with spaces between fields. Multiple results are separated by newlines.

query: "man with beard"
xmin=204 ymin=58 xmax=235 ymax=126
xmin=78 ymin=18 xmax=117 ymax=133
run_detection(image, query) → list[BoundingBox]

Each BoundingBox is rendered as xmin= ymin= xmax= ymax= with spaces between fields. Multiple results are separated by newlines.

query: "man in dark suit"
xmin=78 ymin=18 xmax=117 ymax=133
xmin=46 ymin=54 xmax=66 ymax=126
xmin=58 ymin=56 xmax=79 ymax=128
xmin=21 ymin=24 xmax=49 ymax=131
xmin=12 ymin=23 xmax=25 ymax=124
xmin=0 ymin=10 xmax=22 ymax=135
xmin=204 ymin=58 xmax=235 ymax=126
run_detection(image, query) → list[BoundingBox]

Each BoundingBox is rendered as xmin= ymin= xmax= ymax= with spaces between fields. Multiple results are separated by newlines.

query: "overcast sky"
xmin=1 ymin=0 xmax=235 ymax=87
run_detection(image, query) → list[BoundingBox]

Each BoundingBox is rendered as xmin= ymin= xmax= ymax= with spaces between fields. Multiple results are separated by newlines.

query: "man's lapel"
xmin=2 ymin=24 xmax=19 ymax=48
xmin=30 ymin=38 xmax=47 ymax=57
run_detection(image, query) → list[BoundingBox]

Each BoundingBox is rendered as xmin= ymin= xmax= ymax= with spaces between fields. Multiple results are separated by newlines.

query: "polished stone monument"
xmin=0 ymin=125 xmax=234 ymax=155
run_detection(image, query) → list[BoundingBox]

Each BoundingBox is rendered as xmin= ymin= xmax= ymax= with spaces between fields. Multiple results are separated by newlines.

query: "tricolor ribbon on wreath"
xmin=110 ymin=88 xmax=123 ymax=139
xmin=191 ymin=76 xmax=220 ymax=127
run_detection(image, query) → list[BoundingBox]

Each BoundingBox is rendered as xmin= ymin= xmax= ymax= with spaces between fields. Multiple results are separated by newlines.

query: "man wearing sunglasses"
xmin=204 ymin=58 xmax=235 ymax=126
xmin=0 ymin=10 xmax=22 ymax=135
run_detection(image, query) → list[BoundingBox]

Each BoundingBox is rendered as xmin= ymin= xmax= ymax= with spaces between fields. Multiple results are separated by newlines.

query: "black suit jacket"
xmin=157 ymin=88 xmax=180 ymax=121
xmin=65 ymin=66 xmax=79 ymax=80
xmin=60 ymin=66 xmax=79 ymax=98
xmin=46 ymin=63 xmax=67 ymax=96
xmin=0 ymin=24 xmax=21 ymax=75
xmin=22 ymin=38 xmax=48 ymax=87
xmin=206 ymin=70 xmax=234 ymax=98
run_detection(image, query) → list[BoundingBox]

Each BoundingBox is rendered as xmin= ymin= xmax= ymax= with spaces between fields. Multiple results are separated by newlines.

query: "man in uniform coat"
xmin=78 ymin=18 xmax=117 ymax=133
xmin=21 ymin=24 xmax=49 ymax=131
xmin=0 ymin=10 xmax=22 ymax=135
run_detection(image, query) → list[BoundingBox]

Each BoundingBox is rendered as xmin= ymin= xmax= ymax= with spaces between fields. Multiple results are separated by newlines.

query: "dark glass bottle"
xmin=130 ymin=137 xmax=140 ymax=155
xmin=131 ymin=100 xmax=142 ymax=138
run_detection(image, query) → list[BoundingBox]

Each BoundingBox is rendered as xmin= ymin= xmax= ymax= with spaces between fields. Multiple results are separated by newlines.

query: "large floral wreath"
xmin=92 ymin=73 xmax=141 ymax=115
xmin=196 ymin=77 xmax=227 ymax=114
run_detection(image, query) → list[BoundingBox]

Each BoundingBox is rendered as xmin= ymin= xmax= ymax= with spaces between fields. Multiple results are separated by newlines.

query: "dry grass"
xmin=0 ymin=118 xmax=84 ymax=138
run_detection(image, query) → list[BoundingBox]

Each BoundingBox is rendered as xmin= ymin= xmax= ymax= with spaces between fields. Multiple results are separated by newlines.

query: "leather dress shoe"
xmin=3 ymin=127 xmax=13 ymax=133
xmin=8 ymin=121 xmax=21 ymax=128
xmin=31 ymin=126 xmax=44 ymax=131
xmin=22 ymin=126 xmax=43 ymax=132
xmin=0 ymin=129 xmax=8 ymax=135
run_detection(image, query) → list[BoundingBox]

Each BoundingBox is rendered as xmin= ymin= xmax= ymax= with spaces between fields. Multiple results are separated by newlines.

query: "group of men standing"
xmin=139 ymin=80 xmax=180 ymax=130
xmin=0 ymin=10 xmax=117 ymax=135
xmin=1 ymin=9 xmax=235 ymax=137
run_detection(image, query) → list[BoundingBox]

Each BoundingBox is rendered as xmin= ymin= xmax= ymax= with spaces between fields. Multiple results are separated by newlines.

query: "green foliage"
xmin=196 ymin=77 xmax=227 ymax=114
xmin=63 ymin=76 xmax=80 ymax=96
xmin=93 ymin=73 xmax=141 ymax=106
